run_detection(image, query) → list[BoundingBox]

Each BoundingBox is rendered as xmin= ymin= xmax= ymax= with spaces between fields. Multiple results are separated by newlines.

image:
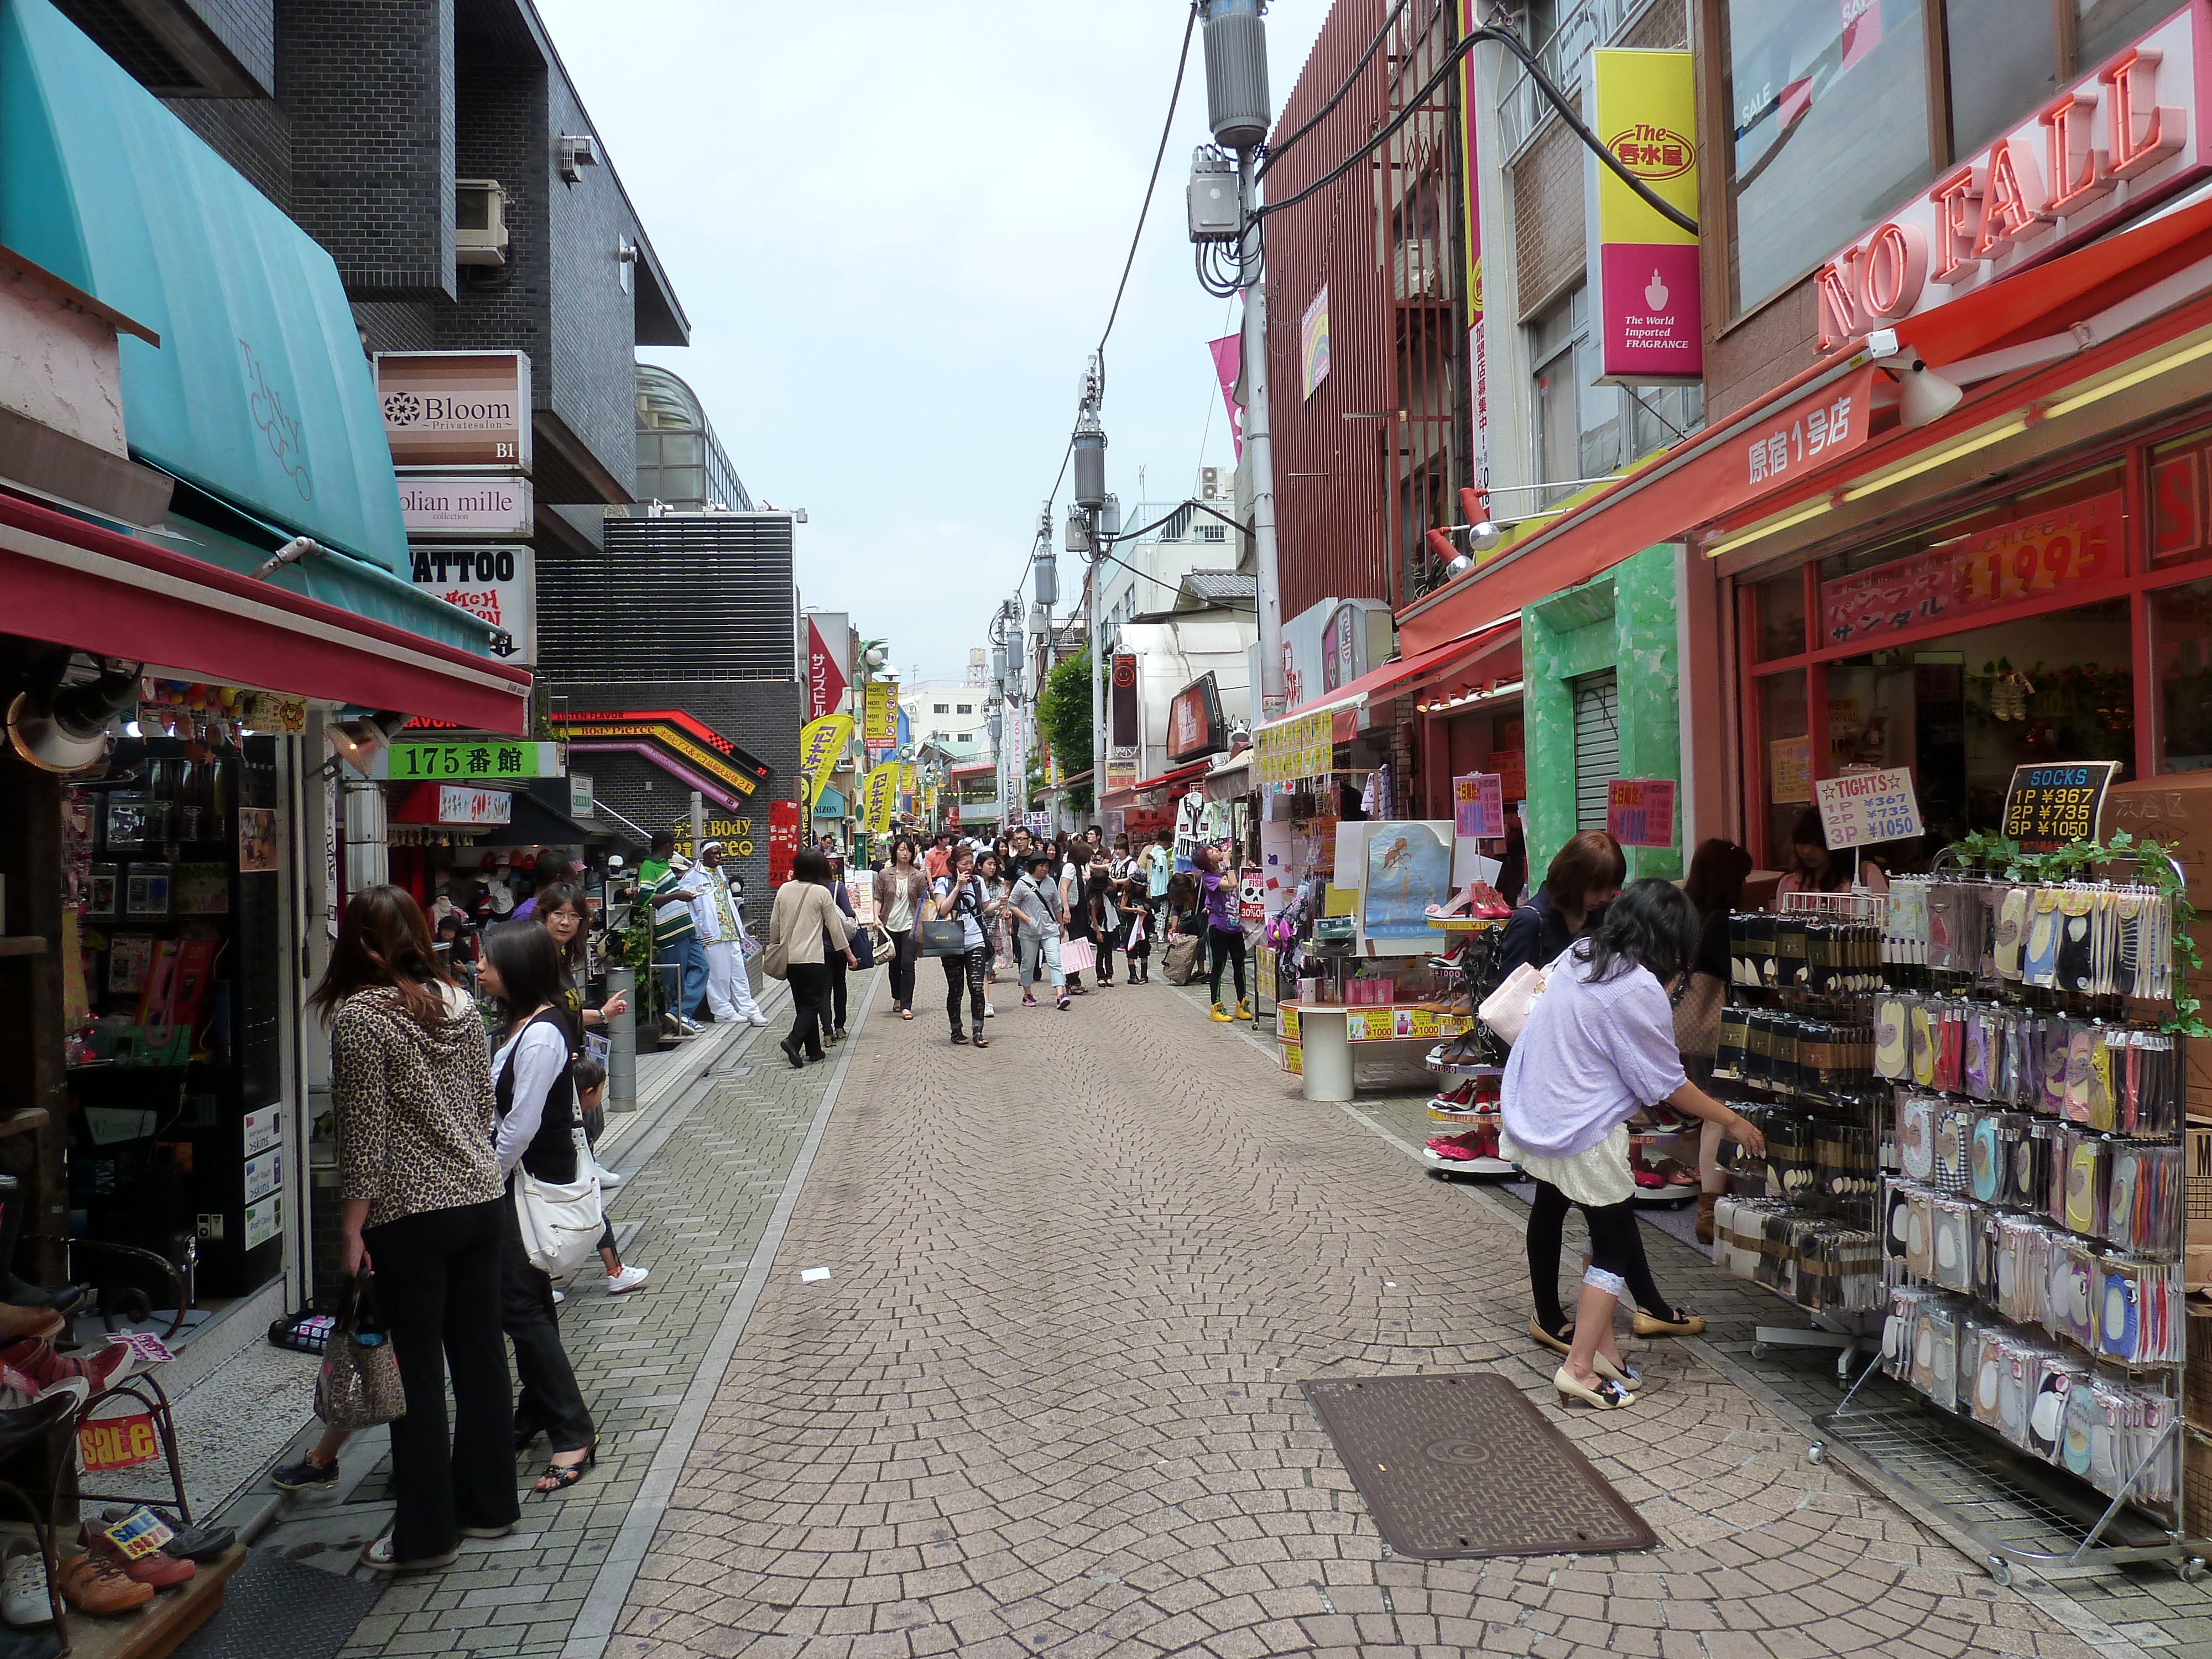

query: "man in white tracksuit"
xmin=687 ymin=840 xmax=767 ymax=1025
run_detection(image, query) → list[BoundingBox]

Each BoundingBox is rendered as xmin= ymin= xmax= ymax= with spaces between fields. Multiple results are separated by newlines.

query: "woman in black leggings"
xmin=1496 ymin=880 xmax=1766 ymax=1409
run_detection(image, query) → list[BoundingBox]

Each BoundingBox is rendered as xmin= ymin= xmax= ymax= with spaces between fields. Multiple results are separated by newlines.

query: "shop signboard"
xmin=1810 ymin=6 xmax=2210 ymax=353
xmin=1489 ymin=748 xmax=1526 ymax=802
xmin=2002 ymin=760 xmax=2123 ymax=852
xmin=242 ymin=1104 xmax=281 ymax=1158
xmin=569 ymin=775 xmax=594 ymax=817
xmin=1814 ymin=766 xmax=1923 ymax=849
xmin=671 ymin=815 xmax=758 ymax=860
xmin=1257 ymin=709 xmax=1333 ymax=784
xmin=373 ymin=740 xmax=563 ymax=781
xmin=1819 ymin=490 xmax=2124 ymax=646
xmin=768 ymin=800 xmax=801 ymax=884
xmin=1452 ymin=773 xmax=1505 ymax=838
xmin=862 ymin=681 xmax=896 ymax=755
xmin=806 ymin=612 xmax=851 ymax=721
xmin=1606 ymin=778 xmax=1677 ymax=848
xmin=1770 ymin=735 xmax=1814 ymax=804
xmin=439 ymin=786 xmax=512 ymax=826
xmin=243 ymin=1147 xmax=283 ymax=1206
xmin=1459 ymin=0 xmax=1491 ymax=495
xmin=400 ymin=475 xmax=531 ymax=538
xmin=863 ymin=765 xmax=897 ymax=835
xmin=243 ymin=1193 xmax=282 ymax=1253
xmin=1108 ymin=653 xmax=1140 ymax=789
xmin=1301 ymin=286 xmax=1330 ymax=398
xmin=1730 ymin=366 xmax=1876 ymax=507
xmin=376 ymin=351 xmax=531 ymax=468
xmin=1166 ymin=672 xmax=1227 ymax=764
xmin=79 ymin=1413 xmax=160 ymax=1474
xmin=1587 ymin=49 xmax=1702 ymax=383
xmin=409 ymin=544 xmax=535 ymax=666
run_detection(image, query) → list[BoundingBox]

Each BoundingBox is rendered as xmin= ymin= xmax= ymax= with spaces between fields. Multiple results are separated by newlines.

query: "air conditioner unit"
xmin=1200 ymin=466 xmax=1230 ymax=500
xmin=457 ymin=180 xmax=510 ymax=267
xmin=1393 ymin=239 xmax=1443 ymax=302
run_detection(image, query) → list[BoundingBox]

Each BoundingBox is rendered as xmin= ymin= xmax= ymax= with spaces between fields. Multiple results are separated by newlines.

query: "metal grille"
xmin=1573 ymin=672 xmax=1619 ymax=831
xmin=537 ymin=514 xmax=795 ymax=682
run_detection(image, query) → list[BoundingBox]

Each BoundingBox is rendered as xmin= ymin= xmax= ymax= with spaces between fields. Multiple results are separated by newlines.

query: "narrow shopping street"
xmin=538 ymin=969 xmax=2131 ymax=1659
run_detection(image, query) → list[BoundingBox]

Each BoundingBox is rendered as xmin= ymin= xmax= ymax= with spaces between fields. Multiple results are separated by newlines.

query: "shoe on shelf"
xmin=357 ymin=1532 xmax=457 ymax=1574
xmin=0 ymin=1309 xmax=60 ymax=1347
xmin=1 ymin=1281 xmax=80 ymax=1318
xmin=606 ymin=1265 xmax=649 ymax=1295
xmin=80 ymin=1521 xmax=192 ymax=1588
xmin=1209 ymin=1002 xmax=1233 ymax=1022
xmin=55 ymin=1552 xmax=150 ymax=1613
xmin=1 ymin=1539 xmax=49 ymax=1627
xmin=269 ymin=1453 xmax=340 ymax=1494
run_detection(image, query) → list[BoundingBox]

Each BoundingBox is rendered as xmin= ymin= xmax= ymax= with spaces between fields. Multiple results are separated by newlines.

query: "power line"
xmin=1256 ymin=0 xmax=1408 ymax=177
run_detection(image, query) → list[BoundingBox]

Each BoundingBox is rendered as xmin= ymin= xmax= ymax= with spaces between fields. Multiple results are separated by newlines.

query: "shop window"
xmin=1572 ymin=672 xmax=1620 ymax=832
xmin=2152 ymin=577 xmax=2212 ymax=772
xmin=1759 ymin=667 xmax=1811 ymax=862
xmin=2150 ymin=426 xmax=2212 ymax=569
xmin=1754 ymin=568 xmax=1807 ymax=661
xmin=1530 ymin=285 xmax=1626 ymax=504
xmin=2074 ymin=0 xmax=2178 ymax=71
xmin=1947 ymin=0 xmax=2060 ymax=158
xmin=1723 ymin=0 xmax=1933 ymax=311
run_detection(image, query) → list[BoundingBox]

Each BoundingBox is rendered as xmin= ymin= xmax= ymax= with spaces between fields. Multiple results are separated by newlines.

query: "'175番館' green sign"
xmin=367 ymin=741 xmax=564 ymax=781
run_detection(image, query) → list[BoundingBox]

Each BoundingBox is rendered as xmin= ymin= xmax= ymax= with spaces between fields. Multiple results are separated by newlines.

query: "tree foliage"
xmin=1036 ymin=646 xmax=1093 ymax=811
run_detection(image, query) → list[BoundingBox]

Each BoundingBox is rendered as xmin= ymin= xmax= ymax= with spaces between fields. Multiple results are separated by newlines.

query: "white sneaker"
xmin=551 ymin=1289 xmax=565 ymax=1305
xmin=2 ymin=1538 xmax=48 ymax=1626
xmin=749 ymin=1014 xmax=772 ymax=1026
xmin=606 ymin=1265 xmax=649 ymax=1295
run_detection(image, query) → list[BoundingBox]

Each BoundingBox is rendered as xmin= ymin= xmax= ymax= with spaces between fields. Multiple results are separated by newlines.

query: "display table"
xmin=1275 ymin=1003 xmax=1473 ymax=1104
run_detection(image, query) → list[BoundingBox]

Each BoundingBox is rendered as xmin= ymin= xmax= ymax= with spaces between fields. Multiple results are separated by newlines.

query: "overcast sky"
xmin=535 ymin=0 xmax=1333 ymax=686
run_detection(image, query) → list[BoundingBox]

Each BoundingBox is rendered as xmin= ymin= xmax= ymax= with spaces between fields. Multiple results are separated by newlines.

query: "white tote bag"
xmin=1478 ymin=962 xmax=1548 ymax=1046
xmin=514 ymin=1164 xmax=604 ymax=1277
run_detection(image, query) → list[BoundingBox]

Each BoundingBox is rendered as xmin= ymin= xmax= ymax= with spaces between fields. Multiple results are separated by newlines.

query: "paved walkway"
xmin=583 ymin=975 xmax=2144 ymax=1659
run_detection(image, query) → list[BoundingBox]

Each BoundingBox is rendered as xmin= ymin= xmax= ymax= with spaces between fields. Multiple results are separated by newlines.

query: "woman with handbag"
xmin=824 ymin=855 xmax=859 ymax=1044
xmin=314 ymin=886 xmax=517 ymax=1573
xmin=1086 ymin=868 xmax=1123 ymax=988
xmin=1498 ymin=830 xmax=1625 ymax=979
xmin=766 ymin=848 xmax=856 ymax=1067
xmin=880 ymin=836 xmax=930 ymax=1022
xmin=1500 ymin=881 xmax=1766 ymax=1409
xmin=930 ymin=844 xmax=997 ymax=1046
xmin=1681 ymin=839 xmax=1753 ymax=1244
xmin=1009 ymin=852 xmax=1068 ymax=1010
xmin=476 ymin=924 xmax=597 ymax=1495
xmin=1058 ymin=841 xmax=1094 ymax=994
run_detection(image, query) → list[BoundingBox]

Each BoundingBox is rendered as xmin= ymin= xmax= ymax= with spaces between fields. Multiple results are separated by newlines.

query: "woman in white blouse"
xmin=477 ymin=924 xmax=597 ymax=1491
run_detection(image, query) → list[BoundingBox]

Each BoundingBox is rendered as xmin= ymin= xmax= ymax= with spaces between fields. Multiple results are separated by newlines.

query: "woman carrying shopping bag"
xmin=315 ymin=887 xmax=515 ymax=1573
xmin=476 ymin=924 xmax=597 ymax=1493
xmin=765 ymin=848 xmax=856 ymax=1067
xmin=1009 ymin=851 xmax=1069 ymax=1010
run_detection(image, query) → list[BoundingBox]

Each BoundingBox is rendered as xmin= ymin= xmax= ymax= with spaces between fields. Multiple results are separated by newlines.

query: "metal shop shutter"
xmin=1572 ymin=672 xmax=1619 ymax=832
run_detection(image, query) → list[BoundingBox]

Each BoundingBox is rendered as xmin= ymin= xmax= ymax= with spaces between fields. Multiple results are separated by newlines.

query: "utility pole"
xmin=1235 ymin=155 xmax=1284 ymax=721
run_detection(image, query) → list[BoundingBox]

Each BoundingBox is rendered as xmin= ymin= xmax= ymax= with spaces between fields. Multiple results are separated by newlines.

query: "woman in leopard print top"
xmin=313 ymin=885 xmax=517 ymax=1573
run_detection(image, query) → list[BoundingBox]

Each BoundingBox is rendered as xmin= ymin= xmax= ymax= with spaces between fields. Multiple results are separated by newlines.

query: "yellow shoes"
xmin=1209 ymin=1001 xmax=1234 ymax=1022
xmin=1235 ymin=999 xmax=1252 ymax=1020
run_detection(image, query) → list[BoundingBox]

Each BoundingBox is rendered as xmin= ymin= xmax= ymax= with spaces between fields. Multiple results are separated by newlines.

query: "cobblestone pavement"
xmin=250 ymin=973 xmax=867 ymax=1659
xmin=592 ymin=973 xmax=2167 ymax=1659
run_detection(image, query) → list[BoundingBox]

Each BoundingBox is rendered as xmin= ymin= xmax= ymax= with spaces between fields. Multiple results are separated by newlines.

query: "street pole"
xmin=1237 ymin=152 xmax=1286 ymax=722
xmin=690 ymin=789 xmax=705 ymax=859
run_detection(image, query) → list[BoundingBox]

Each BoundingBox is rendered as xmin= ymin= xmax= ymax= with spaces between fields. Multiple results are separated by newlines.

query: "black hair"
xmin=889 ymin=833 xmax=920 ymax=868
xmin=792 ymin=847 xmax=832 ymax=885
xmin=572 ymin=1056 xmax=607 ymax=1094
xmin=1788 ymin=806 xmax=1854 ymax=891
xmin=1023 ymin=851 xmax=1055 ymax=874
xmin=1575 ymin=877 xmax=1700 ymax=985
xmin=482 ymin=922 xmax=567 ymax=1029
xmin=1156 ymin=828 xmax=1173 ymax=843
xmin=531 ymin=882 xmax=588 ymax=971
xmin=650 ymin=830 xmax=675 ymax=855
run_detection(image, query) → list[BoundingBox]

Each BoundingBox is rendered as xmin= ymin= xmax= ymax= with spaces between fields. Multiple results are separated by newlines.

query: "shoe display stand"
xmin=1421 ymin=923 xmax=1520 ymax=1179
xmin=1717 ymin=859 xmax=2212 ymax=1584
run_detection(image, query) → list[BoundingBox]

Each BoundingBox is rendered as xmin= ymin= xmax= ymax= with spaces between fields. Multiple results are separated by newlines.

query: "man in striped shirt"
xmin=640 ymin=831 xmax=706 ymax=1036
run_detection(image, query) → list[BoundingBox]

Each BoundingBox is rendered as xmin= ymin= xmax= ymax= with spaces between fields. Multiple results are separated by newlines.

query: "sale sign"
xmin=1819 ymin=491 xmax=2121 ymax=646
xmin=1452 ymin=773 xmax=1505 ymax=838
xmin=1814 ymin=766 xmax=1923 ymax=850
xmin=1606 ymin=778 xmax=1677 ymax=848
xmin=80 ymin=1413 xmax=161 ymax=1473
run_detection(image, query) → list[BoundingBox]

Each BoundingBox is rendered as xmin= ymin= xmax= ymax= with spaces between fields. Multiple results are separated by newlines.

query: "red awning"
xmin=1398 ymin=195 xmax=2212 ymax=654
xmin=1270 ymin=621 xmax=1519 ymax=724
xmin=0 ymin=491 xmax=530 ymax=730
xmin=1129 ymin=759 xmax=1209 ymax=792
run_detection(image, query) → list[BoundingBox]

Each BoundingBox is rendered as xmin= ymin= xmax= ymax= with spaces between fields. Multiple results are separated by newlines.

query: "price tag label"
xmin=2001 ymin=761 xmax=2121 ymax=853
xmin=100 ymin=1506 xmax=173 ymax=1558
xmin=1814 ymin=766 xmax=1923 ymax=851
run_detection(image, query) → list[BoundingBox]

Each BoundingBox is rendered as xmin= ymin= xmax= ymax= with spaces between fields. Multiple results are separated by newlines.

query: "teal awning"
xmin=0 ymin=0 xmax=410 ymax=573
xmin=815 ymin=788 xmax=848 ymax=819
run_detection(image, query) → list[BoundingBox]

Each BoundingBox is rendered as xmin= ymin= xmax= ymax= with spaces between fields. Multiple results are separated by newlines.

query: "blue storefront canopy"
xmin=0 ymin=0 xmax=411 ymax=573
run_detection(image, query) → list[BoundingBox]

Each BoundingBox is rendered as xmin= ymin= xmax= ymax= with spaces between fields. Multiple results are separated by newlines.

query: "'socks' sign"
xmin=1814 ymin=10 xmax=2205 ymax=351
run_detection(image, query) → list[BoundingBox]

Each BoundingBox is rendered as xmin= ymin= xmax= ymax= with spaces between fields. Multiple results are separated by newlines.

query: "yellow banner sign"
xmin=1255 ymin=709 xmax=1334 ymax=785
xmin=800 ymin=716 xmax=853 ymax=797
xmin=863 ymin=766 xmax=897 ymax=834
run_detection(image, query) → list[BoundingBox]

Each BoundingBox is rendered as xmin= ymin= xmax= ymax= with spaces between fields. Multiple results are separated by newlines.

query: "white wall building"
xmin=900 ymin=673 xmax=990 ymax=762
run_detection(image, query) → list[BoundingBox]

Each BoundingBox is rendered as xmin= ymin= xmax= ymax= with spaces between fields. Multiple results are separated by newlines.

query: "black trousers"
xmin=786 ymin=961 xmax=831 ymax=1058
xmin=500 ymin=1187 xmax=594 ymax=1456
xmin=1208 ymin=925 xmax=1246 ymax=1003
xmin=1095 ymin=924 xmax=1118 ymax=983
xmin=942 ymin=945 xmax=987 ymax=1035
xmin=886 ymin=928 xmax=918 ymax=1009
xmin=826 ymin=952 xmax=848 ymax=1031
xmin=1526 ymin=1182 xmax=1673 ymax=1336
xmin=364 ymin=1198 xmax=517 ymax=1559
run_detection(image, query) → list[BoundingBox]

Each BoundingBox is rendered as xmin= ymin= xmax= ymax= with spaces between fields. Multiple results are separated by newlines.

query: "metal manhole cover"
xmin=1303 ymin=1373 xmax=1658 ymax=1559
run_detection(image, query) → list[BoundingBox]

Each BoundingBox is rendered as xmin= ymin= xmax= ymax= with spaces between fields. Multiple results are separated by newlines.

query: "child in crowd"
xmin=574 ymin=1058 xmax=648 ymax=1295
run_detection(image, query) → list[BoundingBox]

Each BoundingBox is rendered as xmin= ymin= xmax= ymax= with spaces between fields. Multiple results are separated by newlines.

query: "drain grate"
xmin=174 ymin=1546 xmax=382 ymax=1659
xmin=1303 ymin=1373 xmax=1657 ymax=1559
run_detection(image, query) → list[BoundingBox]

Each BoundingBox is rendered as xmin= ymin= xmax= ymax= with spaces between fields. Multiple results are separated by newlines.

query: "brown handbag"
xmin=1673 ymin=970 xmax=1725 ymax=1060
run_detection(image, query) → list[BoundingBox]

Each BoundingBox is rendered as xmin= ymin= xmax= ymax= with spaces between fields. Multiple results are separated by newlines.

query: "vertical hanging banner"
xmin=1458 ymin=0 xmax=1489 ymax=492
xmin=767 ymin=800 xmax=801 ymax=885
xmin=862 ymin=680 xmax=896 ymax=755
xmin=1108 ymin=653 xmax=1140 ymax=791
xmin=1208 ymin=334 xmax=1245 ymax=458
xmin=863 ymin=766 xmax=898 ymax=834
xmin=1587 ymin=49 xmax=1701 ymax=384
xmin=1300 ymin=286 xmax=1331 ymax=399
xmin=799 ymin=716 xmax=853 ymax=799
xmin=805 ymin=612 xmax=850 ymax=721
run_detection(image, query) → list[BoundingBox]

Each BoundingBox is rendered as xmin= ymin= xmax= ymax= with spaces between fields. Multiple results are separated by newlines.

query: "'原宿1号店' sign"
xmin=410 ymin=545 xmax=535 ymax=666
xmin=1814 ymin=767 xmax=1923 ymax=850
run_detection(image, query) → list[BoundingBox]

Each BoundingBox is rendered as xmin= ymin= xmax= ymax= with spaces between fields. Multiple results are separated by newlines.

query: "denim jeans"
xmin=660 ymin=933 xmax=708 ymax=1022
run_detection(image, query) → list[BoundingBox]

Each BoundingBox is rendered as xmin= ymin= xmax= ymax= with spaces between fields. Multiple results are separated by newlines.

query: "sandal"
xmin=534 ymin=1447 xmax=595 ymax=1495
xmin=899 ymin=1009 xmax=913 ymax=1021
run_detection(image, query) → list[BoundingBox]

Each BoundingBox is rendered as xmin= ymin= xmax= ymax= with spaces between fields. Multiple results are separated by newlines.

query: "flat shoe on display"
xmin=55 ymin=1552 xmax=152 ymax=1613
xmin=1 ymin=1282 xmax=80 ymax=1317
xmin=358 ymin=1533 xmax=457 ymax=1573
xmin=0 ymin=1394 xmax=77 ymax=1464
xmin=80 ymin=1528 xmax=192 ymax=1589
xmin=1632 ymin=1306 xmax=1705 ymax=1337
xmin=1 ymin=1540 xmax=49 ymax=1627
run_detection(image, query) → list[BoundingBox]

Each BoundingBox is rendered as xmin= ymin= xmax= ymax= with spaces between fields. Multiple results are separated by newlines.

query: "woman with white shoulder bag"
xmin=477 ymin=924 xmax=598 ymax=1493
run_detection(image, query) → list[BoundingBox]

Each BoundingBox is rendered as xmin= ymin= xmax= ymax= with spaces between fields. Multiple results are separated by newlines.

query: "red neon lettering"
xmin=2041 ymin=90 xmax=2109 ymax=215
xmin=2105 ymin=48 xmax=2185 ymax=180
xmin=1859 ymin=221 xmax=1926 ymax=320
xmin=1814 ymin=251 xmax=1861 ymax=352
xmin=1929 ymin=166 xmax=1985 ymax=285
xmin=1974 ymin=136 xmax=2049 ymax=258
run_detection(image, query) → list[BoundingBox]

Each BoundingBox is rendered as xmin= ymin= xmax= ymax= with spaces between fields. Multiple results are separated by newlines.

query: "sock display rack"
xmin=1725 ymin=853 xmax=2209 ymax=1584
xmin=1422 ymin=922 xmax=1517 ymax=1178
